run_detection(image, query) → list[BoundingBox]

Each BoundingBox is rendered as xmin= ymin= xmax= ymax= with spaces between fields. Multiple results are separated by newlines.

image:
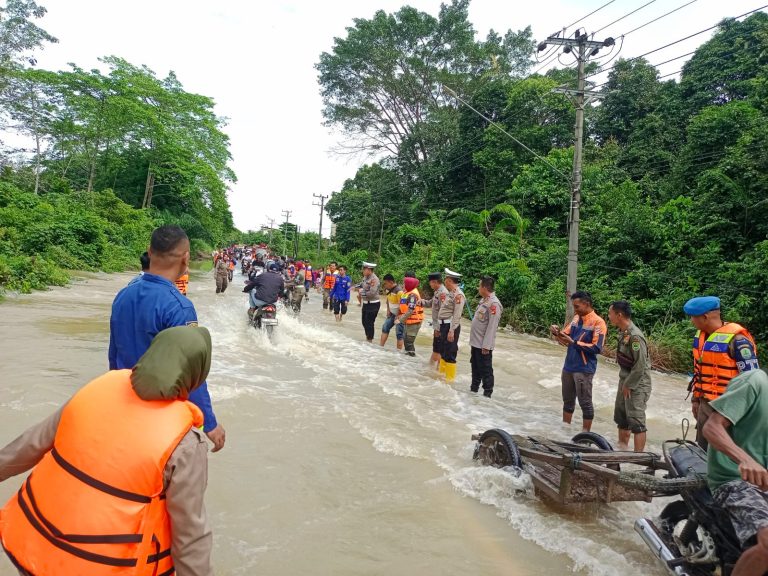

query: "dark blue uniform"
xmin=108 ymin=273 xmax=218 ymax=432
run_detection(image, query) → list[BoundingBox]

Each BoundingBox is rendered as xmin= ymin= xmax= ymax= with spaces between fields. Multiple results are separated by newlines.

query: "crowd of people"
xmin=1 ymin=227 xmax=768 ymax=575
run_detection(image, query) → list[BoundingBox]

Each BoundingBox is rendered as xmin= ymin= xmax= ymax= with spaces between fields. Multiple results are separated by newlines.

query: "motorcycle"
xmin=635 ymin=438 xmax=742 ymax=576
xmin=248 ymin=303 xmax=278 ymax=335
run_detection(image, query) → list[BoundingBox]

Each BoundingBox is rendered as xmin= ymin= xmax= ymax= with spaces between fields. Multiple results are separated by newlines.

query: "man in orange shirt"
xmin=550 ymin=291 xmax=607 ymax=432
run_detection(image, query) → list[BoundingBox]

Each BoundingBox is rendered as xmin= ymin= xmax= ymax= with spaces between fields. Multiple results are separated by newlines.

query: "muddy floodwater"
xmin=0 ymin=269 xmax=695 ymax=575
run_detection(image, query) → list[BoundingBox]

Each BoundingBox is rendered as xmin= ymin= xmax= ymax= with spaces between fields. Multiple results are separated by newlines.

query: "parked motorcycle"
xmin=636 ymin=439 xmax=742 ymax=576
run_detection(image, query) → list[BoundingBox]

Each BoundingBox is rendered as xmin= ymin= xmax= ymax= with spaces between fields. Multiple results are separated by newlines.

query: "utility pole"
xmin=281 ymin=210 xmax=292 ymax=258
xmin=540 ymin=30 xmax=614 ymax=318
xmin=377 ymin=209 xmax=386 ymax=260
xmin=264 ymin=217 xmax=275 ymax=246
xmin=312 ymin=193 xmax=328 ymax=261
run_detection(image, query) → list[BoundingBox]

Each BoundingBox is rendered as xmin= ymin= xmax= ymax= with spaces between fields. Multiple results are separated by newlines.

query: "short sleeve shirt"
xmin=708 ymin=370 xmax=768 ymax=491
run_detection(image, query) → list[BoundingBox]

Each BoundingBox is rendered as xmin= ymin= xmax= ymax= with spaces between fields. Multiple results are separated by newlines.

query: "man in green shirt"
xmin=608 ymin=300 xmax=652 ymax=452
xmin=704 ymin=369 xmax=768 ymax=576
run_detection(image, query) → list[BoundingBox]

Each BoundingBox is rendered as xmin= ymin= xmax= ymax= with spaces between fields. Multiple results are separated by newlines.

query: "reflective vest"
xmin=692 ymin=322 xmax=756 ymax=401
xmin=0 ymin=370 xmax=203 ymax=576
xmin=323 ymin=270 xmax=337 ymax=290
xmin=174 ymin=273 xmax=189 ymax=296
xmin=399 ymin=288 xmax=424 ymax=324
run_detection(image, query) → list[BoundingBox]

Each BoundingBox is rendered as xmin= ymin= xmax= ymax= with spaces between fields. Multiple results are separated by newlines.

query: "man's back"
xmin=109 ymin=273 xmax=197 ymax=370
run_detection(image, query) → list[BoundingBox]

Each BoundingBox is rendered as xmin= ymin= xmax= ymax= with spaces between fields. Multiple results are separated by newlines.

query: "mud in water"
xmin=0 ymin=269 xmax=693 ymax=575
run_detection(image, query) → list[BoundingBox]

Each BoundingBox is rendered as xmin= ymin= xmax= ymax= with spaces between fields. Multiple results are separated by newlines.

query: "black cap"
xmin=427 ymin=272 xmax=442 ymax=281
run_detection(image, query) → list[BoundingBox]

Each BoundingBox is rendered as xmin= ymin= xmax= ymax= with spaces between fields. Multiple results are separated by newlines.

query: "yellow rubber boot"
xmin=445 ymin=362 xmax=457 ymax=383
xmin=438 ymin=359 xmax=446 ymax=374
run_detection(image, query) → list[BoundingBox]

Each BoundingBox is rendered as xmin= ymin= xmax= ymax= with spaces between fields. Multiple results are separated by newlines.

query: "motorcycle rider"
xmin=243 ymin=262 xmax=284 ymax=318
xmin=704 ymin=369 xmax=768 ymax=576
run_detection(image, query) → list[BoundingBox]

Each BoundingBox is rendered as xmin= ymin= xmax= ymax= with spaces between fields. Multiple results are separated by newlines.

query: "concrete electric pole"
xmin=281 ymin=209 xmax=292 ymax=258
xmin=539 ymin=30 xmax=614 ymax=318
xmin=312 ymin=193 xmax=328 ymax=261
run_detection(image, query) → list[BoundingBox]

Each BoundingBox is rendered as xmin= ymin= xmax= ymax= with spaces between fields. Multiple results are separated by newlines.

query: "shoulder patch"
xmin=455 ymin=294 xmax=462 ymax=304
xmin=489 ymin=305 xmax=497 ymax=315
xmin=631 ymin=341 xmax=641 ymax=352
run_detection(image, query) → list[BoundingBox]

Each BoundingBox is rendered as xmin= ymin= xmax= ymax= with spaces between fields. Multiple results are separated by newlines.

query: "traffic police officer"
xmin=683 ymin=295 xmax=758 ymax=449
xmin=608 ymin=300 xmax=652 ymax=452
xmin=109 ymin=225 xmax=226 ymax=452
xmin=359 ymin=262 xmax=381 ymax=342
xmin=469 ymin=276 xmax=503 ymax=398
xmin=419 ymin=272 xmax=449 ymax=371
xmin=439 ymin=268 xmax=465 ymax=383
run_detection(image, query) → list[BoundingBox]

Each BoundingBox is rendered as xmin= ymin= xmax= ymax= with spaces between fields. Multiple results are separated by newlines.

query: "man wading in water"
xmin=551 ymin=291 xmax=607 ymax=432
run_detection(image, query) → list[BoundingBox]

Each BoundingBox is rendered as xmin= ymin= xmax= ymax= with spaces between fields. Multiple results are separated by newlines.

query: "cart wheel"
xmin=571 ymin=432 xmax=614 ymax=451
xmin=474 ymin=429 xmax=522 ymax=468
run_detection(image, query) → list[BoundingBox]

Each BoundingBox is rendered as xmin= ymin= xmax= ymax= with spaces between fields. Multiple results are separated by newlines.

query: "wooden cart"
xmin=472 ymin=429 xmax=705 ymax=505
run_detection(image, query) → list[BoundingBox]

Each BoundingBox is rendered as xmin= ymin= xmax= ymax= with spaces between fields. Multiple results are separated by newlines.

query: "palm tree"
xmin=448 ymin=202 xmax=527 ymax=243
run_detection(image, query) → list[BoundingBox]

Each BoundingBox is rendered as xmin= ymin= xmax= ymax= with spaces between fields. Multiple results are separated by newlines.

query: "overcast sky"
xmin=32 ymin=0 xmax=765 ymax=234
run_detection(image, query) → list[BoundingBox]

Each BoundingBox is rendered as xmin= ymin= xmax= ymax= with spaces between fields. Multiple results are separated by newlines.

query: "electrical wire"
xmin=621 ymin=0 xmax=699 ymax=37
xmin=584 ymin=4 xmax=768 ymax=84
xmin=564 ymin=0 xmax=618 ymax=31
xmin=593 ymin=0 xmax=658 ymax=35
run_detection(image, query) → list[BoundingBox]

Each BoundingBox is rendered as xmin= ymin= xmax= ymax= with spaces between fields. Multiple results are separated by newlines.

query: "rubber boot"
xmin=438 ymin=359 xmax=446 ymax=374
xmin=445 ymin=362 xmax=457 ymax=383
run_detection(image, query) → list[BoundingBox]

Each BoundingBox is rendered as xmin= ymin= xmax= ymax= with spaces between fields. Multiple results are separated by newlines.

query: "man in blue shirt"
xmin=109 ymin=225 xmax=226 ymax=451
xmin=330 ymin=265 xmax=352 ymax=322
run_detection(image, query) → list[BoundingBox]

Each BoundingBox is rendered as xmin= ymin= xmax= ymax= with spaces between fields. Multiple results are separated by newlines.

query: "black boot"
xmin=483 ymin=390 xmax=492 ymax=398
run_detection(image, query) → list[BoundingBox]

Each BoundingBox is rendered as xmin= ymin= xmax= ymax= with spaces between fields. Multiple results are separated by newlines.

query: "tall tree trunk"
xmin=86 ymin=155 xmax=96 ymax=193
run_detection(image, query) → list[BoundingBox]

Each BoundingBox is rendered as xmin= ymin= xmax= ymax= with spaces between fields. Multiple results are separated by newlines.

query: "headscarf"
xmin=131 ymin=326 xmax=212 ymax=401
xmin=404 ymin=277 xmax=420 ymax=292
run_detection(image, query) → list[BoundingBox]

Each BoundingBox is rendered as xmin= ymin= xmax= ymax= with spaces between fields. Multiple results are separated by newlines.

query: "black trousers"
xmin=470 ymin=346 xmax=494 ymax=395
xmin=439 ymin=323 xmax=460 ymax=363
xmin=332 ymin=298 xmax=348 ymax=315
xmin=362 ymin=301 xmax=380 ymax=341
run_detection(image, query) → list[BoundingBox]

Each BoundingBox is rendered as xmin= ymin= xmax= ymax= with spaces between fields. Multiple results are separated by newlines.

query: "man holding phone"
xmin=550 ymin=291 xmax=607 ymax=432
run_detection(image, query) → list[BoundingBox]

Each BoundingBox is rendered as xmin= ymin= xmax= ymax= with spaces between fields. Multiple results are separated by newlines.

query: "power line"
xmin=621 ymin=0 xmax=699 ymax=37
xmin=442 ymin=85 xmax=571 ymax=182
xmin=593 ymin=0 xmax=658 ymax=35
xmin=564 ymin=0 xmax=617 ymax=31
xmin=583 ymin=4 xmax=768 ymax=84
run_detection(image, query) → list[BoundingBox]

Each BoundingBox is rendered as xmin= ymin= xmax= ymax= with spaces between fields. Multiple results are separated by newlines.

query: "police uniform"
xmin=438 ymin=269 xmax=465 ymax=382
xmin=469 ymin=292 xmax=503 ymax=397
xmin=614 ymin=321 xmax=652 ymax=434
xmin=420 ymin=273 xmax=448 ymax=355
xmin=360 ymin=263 xmax=381 ymax=341
xmin=108 ymin=273 xmax=218 ymax=432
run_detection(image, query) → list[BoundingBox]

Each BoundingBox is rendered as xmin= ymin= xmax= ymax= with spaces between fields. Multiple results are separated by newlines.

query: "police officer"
xmin=358 ymin=262 xmax=381 ymax=342
xmin=469 ymin=276 xmax=503 ymax=398
xmin=608 ymin=300 xmax=652 ymax=452
xmin=439 ymin=268 xmax=465 ymax=383
xmin=419 ymin=272 xmax=449 ymax=371
xmin=683 ymin=295 xmax=758 ymax=449
xmin=109 ymin=225 xmax=226 ymax=452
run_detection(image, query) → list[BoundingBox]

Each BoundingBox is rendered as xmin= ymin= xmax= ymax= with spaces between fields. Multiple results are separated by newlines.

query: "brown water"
xmin=0 ymin=270 xmax=695 ymax=575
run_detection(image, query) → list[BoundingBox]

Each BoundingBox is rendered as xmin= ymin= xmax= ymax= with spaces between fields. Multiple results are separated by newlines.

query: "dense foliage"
xmin=318 ymin=1 xmax=768 ymax=371
xmin=0 ymin=1 xmax=237 ymax=296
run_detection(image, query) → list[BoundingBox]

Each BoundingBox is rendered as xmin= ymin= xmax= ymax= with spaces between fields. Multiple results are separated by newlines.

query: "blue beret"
xmin=683 ymin=296 xmax=721 ymax=316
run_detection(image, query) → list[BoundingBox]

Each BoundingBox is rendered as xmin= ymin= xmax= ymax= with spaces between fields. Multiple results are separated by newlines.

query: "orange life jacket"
xmin=323 ymin=270 xmax=337 ymax=290
xmin=174 ymin=273 xmax=189 ymax=296
xmin=399 ymin=288 xmax=424 ymax=324
xmin=692 ymin=322 xmax=757 ymax=400
xmin=0 ymin=370 xmax=203 ymax=576
xmin=227 ymin=261 xmax=235 ymax=271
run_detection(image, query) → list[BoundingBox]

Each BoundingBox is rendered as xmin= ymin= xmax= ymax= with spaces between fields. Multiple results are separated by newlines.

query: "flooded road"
xmin=0 ymin=269 xmax=695 ymax=575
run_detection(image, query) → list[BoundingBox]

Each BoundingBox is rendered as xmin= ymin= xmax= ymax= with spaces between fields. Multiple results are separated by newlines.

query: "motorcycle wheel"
xmin=571 ymin=432 xmax=619 ymax=471
xmin=474 ymin=428 xmax=522 ymax=468
xmin=571 ymin=432 xmax=614 ymax=451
